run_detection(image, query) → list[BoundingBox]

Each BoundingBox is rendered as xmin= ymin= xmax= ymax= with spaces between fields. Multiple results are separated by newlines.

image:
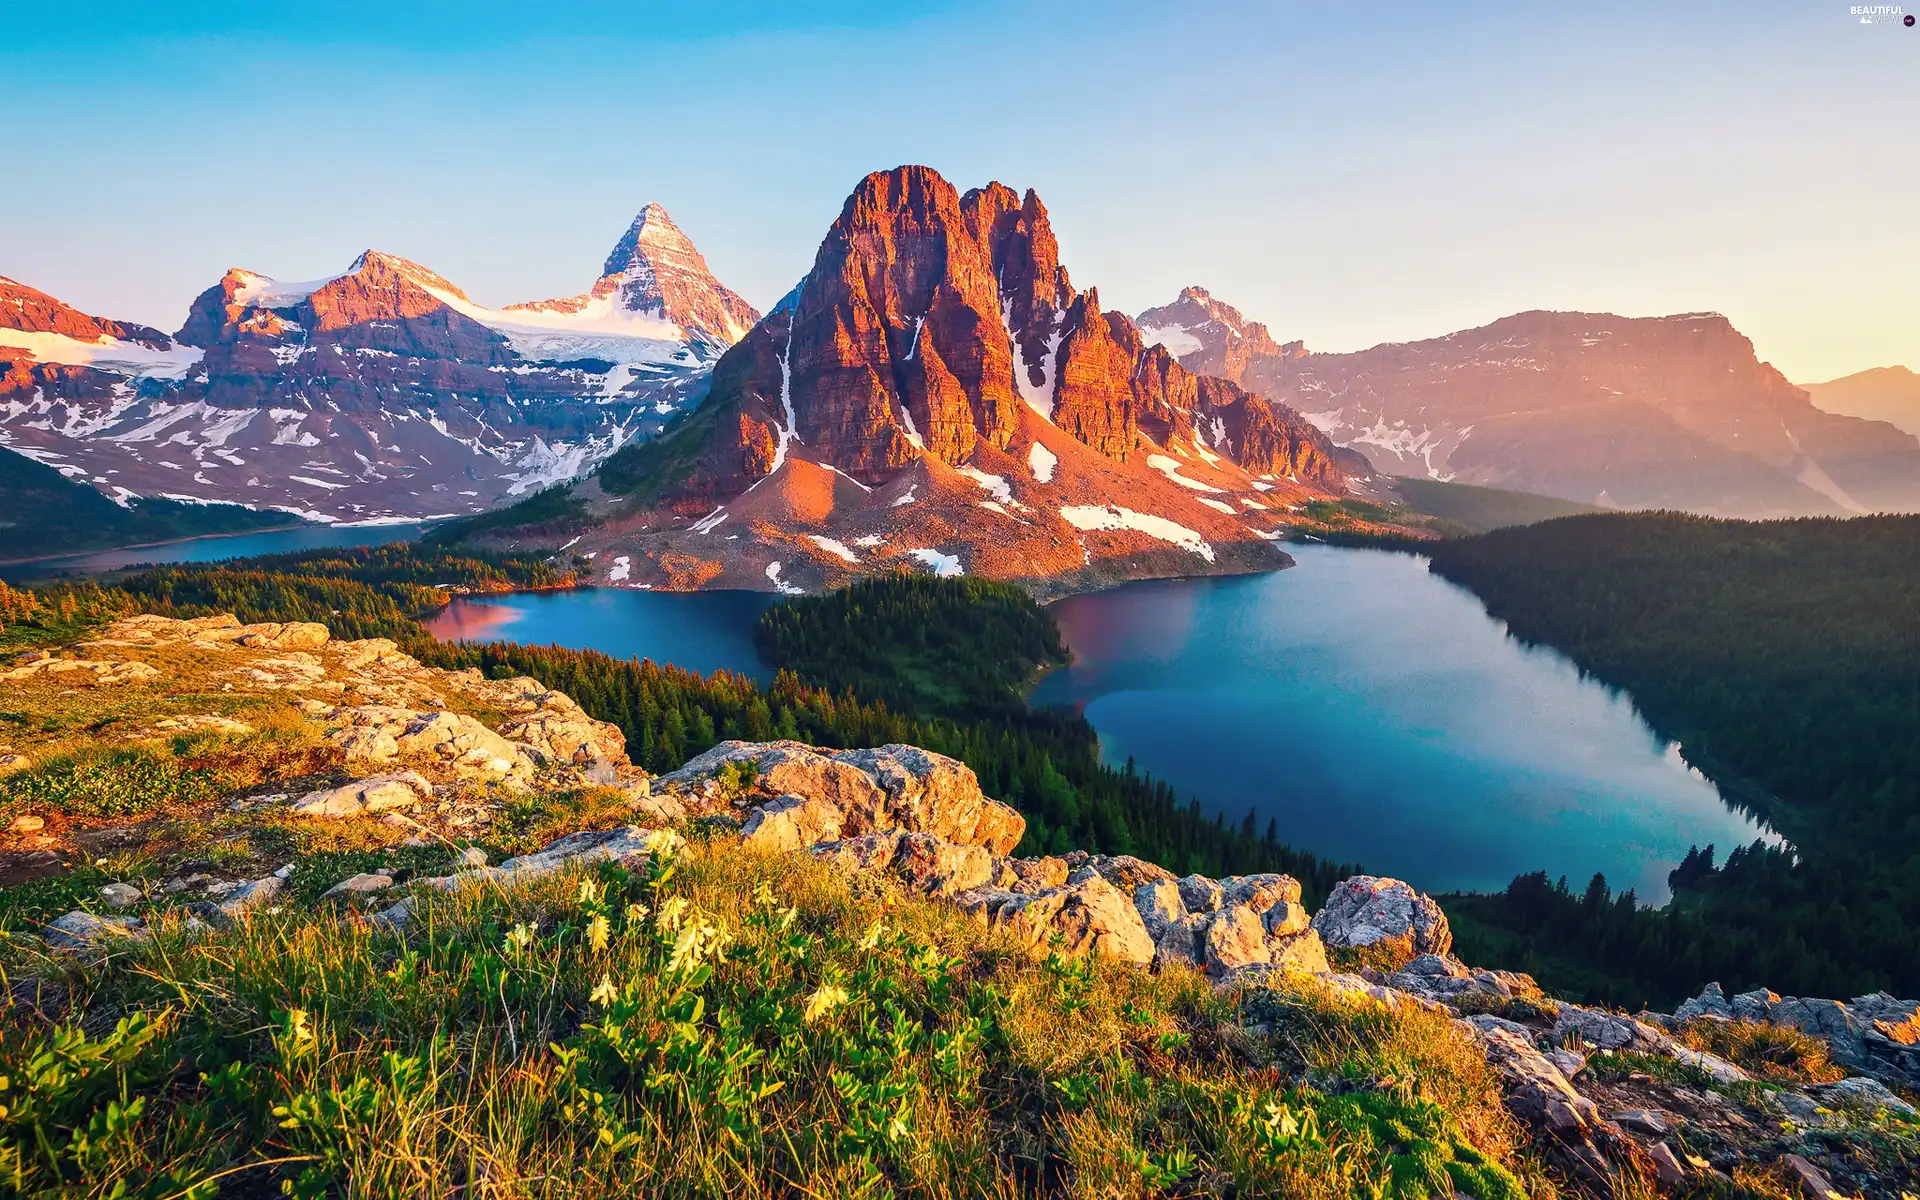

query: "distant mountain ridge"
xmin=1804 ymin=365 xmax=1920 ymax=438
xmin=1137 ymin=290 xmax=1920 ymax=519
xmin=0 ymin=207 xmax=757 ymax=525
xmin=454 ymin=165 xmax=1366 ymax=594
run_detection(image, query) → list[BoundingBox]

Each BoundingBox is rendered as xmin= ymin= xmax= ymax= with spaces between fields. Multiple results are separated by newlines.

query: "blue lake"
xmin=424 ymin=589 xmax=776 ymax=682
xmin=1028 ymin=545 xmax=1774 ymax=900
xmin=2 ymin=523 xmax=428 ymax=579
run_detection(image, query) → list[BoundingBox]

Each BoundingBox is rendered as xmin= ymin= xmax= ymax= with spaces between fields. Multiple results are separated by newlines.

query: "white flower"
xmin=505 ymin=923 xmax=536 ymax=953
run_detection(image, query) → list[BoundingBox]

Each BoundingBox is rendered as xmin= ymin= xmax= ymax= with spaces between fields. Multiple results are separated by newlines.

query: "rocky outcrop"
xmin=1664 ymin=982 xmax=1920 ymax=1090
xmin=654 ymin=740 xmax=1026 ymax=855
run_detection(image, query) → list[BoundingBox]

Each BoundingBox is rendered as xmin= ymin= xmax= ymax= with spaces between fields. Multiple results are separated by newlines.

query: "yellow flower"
xmin=803 ymin=983 xmax=850 ymax=1024
xmin=286 ymin=1008 xmax=314 ymax=1044
xmin=857 ymin=920 xmax=886 ymax=951
xmin=505 ymin=923 xmax=536 ymax=953
xmin=577 ymin=879 xmax=602 ymax=905
xmin=625 ymin=902 xmax=649 ymax=925
xmin=590 ymin=974 xmax=618 ymax=1005
xmin=644 ymin=829 xmax=685 ymax=858
xmin=586 ymin=913 xmax=611 ymax=954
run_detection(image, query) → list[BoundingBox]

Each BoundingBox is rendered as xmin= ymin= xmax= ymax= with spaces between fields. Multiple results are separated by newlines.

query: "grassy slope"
xmin=0 ymin=838 xmax=1532 ymax=1199
xmin=1386 ymin=476 xmax=1604 ymax=534
xmin=0 ymin=446 xmax=303 ymax=560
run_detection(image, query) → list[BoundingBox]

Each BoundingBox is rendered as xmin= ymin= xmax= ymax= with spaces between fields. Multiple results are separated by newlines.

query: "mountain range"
xmin=1135 ymin=287 xmax=1920 ymax=518
xmin=452 ymin=166 xmax=1365 ymax=594
xmin=0 ymin=204 xmax=756 ymax=524
xmin=6 ymin=170 xmax=1919 ymax=576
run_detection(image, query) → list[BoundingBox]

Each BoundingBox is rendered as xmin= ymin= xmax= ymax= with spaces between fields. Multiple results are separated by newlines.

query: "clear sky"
xmin=3 ymin=0 xmax=1913 ymax=382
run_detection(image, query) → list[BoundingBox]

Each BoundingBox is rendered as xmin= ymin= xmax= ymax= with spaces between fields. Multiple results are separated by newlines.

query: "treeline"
xmin=2 ymin=546 xmax=578 ymax=646
xmin=1429 ymin=512 xmax=1920 ymax=1003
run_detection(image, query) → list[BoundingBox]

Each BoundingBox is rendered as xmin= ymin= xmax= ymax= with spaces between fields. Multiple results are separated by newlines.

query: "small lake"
xmin=424 ymin=590 xmax=775 ymax=682
xmin=2 ymin=522 xmax=428 ymax=580
xmin=1029 ymin=545 xmax=1775 ymax=901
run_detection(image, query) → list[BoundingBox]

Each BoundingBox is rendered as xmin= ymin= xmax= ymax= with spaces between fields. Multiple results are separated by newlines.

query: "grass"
xmin=0 ymin=837 xmax=1539 ymax=1199
xmin=1677 ymin=1018 xmax=1847 ymax=1086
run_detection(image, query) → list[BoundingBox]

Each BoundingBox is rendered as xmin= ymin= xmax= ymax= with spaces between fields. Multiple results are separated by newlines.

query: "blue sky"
xmin=4 ymin=0 xmax=1914 ymax=381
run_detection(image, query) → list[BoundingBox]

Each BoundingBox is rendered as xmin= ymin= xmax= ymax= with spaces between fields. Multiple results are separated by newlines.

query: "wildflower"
xmin=287 ymin=1008 xmax=314 ymax=1045
xmin=625 ymin=902 xmax=649 ymax=925
xmin=666 ymin=916 xmax=733 ymax=975
xmin=577 ymin=879 xmax=602 ymax=905
xmin=656 ymin=897 xmax=690 ymax=933
xmin=505 ymin=923 xmax=536 ymax=953
xmin=644 ymin=829 xmax=685 ymax=858
xmin=804 ymin=983 xmax=850 ymax=1024
xmin=590 ymin=974 xmax=618 ymax=1006
xmin=753 ymin=879 xmax=776 ymax=908
xmin=857 ymin=920 xmax=886 ymax=951
xmin=586 ymin=913 xmax=611 ymax=954
xmin=779 ymin=905 xmax=798 ymax=931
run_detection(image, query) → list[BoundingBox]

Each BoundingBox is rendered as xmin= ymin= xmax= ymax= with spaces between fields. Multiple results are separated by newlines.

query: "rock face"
xmin=1667 ymin=982 xmax=1920 ymax=1089
xmin=475 ymin=166 xmax=1357 ymax=597
xmin=0 ymin=209 xmax=756 ymax=523
xmin=1137 ymin=289 xmax=1920 ymax=518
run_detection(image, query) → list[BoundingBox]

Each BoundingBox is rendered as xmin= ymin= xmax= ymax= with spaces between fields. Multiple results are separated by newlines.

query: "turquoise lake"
xmin=424 ymin=589 xmax=776 ymax=682
xmin=1028 ymin=545 xmax=1774 ymax=900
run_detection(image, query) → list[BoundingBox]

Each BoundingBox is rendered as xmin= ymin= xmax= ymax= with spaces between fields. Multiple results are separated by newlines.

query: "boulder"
xmin=496 ymin=707 xmax=631 ymax=768
xmin=235 ymin=621 xmax=331 ymax=650
xmin=1673 ymin=981 xmax=1735 ymax=1023
xmin=44 ymin=910 xmax=145 ymax=950
xmin=1310 ymin=875 xmax=1452 ymax=958
xmin=657 ymin=741 xmax=1024 ymax=854
xmin=741 ymin=792 xmax=847 ymax=852
xmin=957 ymin=872 xmax=1155 ymax=966
xmin=8 ymin=813 xmax=44 ymax=832
xmin=291 ymin=772 xmax=434 ymax=819
xmin=1553 ymin=1002 xmax=1675 ymax=1054
xmin=1204 ymin=905 xmax=1271 ymax=974
xmin=320 ymin=873 xmax=394 ymax=905
xmin=413 ymin=826 xmax=670 ymax=893
xmin=216 ymin=875 xmax=285 ymax=923
xmin=98 ymin=882 xmax=144 ymax=909
xmin=0 ymin=755 xmax=33 ymax=776
xmin=812 ymin=831 xmax=996 ymax=897
xmin=324 ymin=706 xmax=535 ymax=777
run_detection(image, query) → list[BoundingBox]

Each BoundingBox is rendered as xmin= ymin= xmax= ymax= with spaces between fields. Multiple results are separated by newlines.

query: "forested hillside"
xmin=1428 ymin=513 xmax=1920 ymax=1003
xmin=0 ymin=446 xmax=300 ymax=560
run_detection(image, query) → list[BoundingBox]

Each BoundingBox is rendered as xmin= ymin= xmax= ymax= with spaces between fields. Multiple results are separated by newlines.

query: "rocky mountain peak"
xmin=576 ymin=202 xmax=760 ymax=350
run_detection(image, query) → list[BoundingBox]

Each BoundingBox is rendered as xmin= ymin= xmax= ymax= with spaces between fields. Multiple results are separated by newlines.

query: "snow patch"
xmin=808 ymin=535 xmax=859 ymax=563
xmin=1059 ymin=504 xmax=1215 ymax=562
xmin=691 ymin=507 xmax=730 ymax=534
xmin=906 ymin=548 xmax=964 ymax=578
xmin=1026 ymin=441 xmax=1058 ymax=483
xmin=764 ymin=561 xmax=803 ymax=595
xmin=608 ymin=555 xmax=632 ymax=582
xmin=1146 ymin=453 xmax=1223 ymax=493
xmin=1135 ymin=322 xmax=1203 ymax=359
xmin=1195 ymin=497 xmax=1238 ymax=514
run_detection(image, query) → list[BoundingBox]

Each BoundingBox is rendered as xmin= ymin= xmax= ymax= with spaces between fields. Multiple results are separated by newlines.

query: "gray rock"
xmin=292 ymin=771 xmax=433 ymax=819
xmin=44 ymin=910 xmax=145 ymax=950
xmin=1310 ymin=875 xmax=1452 ymax=957
xmin=1812 ymin=1076 xmax=1916 ymax=1116
xmin=1553 ymin=1002 xmax=1674 ymax=1053
xmin=451 ymin=847 xmax=489 ymax=869
xmin=1730 ymin=987 xmax=1779 ymax=1023
xmin=217 ymin=874 xmax=285 ymax=922
xmin=1611 ymin=1108 xmax=1672 ymax=1136
xmin=1673 ymin=1047 xmax=1751 ymax=1084
xmin=98 ymin=882 xmax=144 ymax=909
xmin=320 ymin=873 xmax=394 ymax=904
xmin=1175 ymin=874 xmax=1224 ymax=914
xmin=1673 ymin=981 xmax=1734 ymax=1023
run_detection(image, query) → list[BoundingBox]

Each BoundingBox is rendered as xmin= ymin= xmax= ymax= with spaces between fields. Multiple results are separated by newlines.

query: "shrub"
xmin=1679 ymin=1018 xmax=1847 ymax=1085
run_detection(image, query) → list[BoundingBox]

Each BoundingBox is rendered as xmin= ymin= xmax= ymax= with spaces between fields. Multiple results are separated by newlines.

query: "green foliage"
xmin=0 ymin=445 xmax=303 ymax=560
xmin=597 ymin=380 xmax=733 ymax=503
xmin=420 ymin=485 xmax=588 ymax=547
xmin=0 ymin=747 xmax=222 ymax=819
xmin=1677 ymin=1019 xmax=1846 ymax=1085
xmin=754 ymin=572 xmax=1069 ymax=722
xmin=1387 ymin=475 xmax=1604 ymax=533
xmin=1430 ymin=512 xmax=1920 ymax=1004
